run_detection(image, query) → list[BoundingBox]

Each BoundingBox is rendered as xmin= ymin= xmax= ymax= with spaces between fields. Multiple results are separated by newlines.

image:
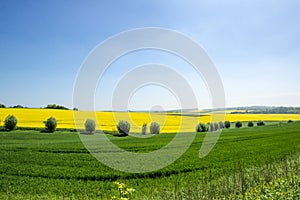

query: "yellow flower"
xmin=127 ymin=188 xmax=135 ymax=193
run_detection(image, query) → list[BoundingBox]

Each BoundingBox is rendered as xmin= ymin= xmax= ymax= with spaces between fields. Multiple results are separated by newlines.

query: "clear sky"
xmin=1 ymin=0 xmax=300 ymax=110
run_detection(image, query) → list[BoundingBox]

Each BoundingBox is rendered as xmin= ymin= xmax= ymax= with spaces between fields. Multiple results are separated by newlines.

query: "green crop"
xmin=0 ymin=122 xmax=299 ymax=199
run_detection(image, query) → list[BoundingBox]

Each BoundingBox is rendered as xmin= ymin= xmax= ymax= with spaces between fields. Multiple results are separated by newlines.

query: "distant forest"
xmin=0 ymin=104 xmax=72 ymax=110
xmin=230 ymin=106 xmax=300 ymax=114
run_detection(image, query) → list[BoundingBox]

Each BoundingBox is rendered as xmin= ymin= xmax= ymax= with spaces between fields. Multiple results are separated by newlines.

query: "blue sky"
xmin=1 ymin=0 xmax=300 ymax=110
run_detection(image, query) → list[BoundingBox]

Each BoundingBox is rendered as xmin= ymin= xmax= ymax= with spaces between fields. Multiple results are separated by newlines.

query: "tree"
xmin=117 ymin=120 xmax=130 ymax=135
xmin=224 ymin=121 xmax=231 ymax=128
xmin=4 ymin=115 xmax=17 ymax=131
xmin=257 ymin=120 xmax=265 ymax=126
xmin=150 ymin=122 xmax=160 ymax=134
xmin=219 ymin=121 xmax=224 ymax=129
xmin=45 ymin=104 xmax=69 ymax=110
xmin=12 ymin=105 xmax=24 ymax=108
xmin=287 ymin=120 xmax=293 ymax=123
xmin=196 ymin=123 xmax=207 ymax=132
xmin=45 ymin=117 xmax=57 ymax=132
xmin=248 ymin=121 xmax=254 ymax=127
xmin=213 ymin=122 xmax=219 ymax=131
xmin=235 ymin=121 xmax=242 ymax=128
xmin=142 ymin=123 xmax=147 ymax=135
xmin=0 ymin=104 xmax=6 ymax=108
xmin=85 ymin=119 xmax=96 ymax=134
xmin=207 ymin=123 xmax=214 ymax=132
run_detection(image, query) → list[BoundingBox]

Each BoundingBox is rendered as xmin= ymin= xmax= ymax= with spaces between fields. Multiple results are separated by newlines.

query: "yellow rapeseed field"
xmin=0 ymin=108 xmax=299 ymax=133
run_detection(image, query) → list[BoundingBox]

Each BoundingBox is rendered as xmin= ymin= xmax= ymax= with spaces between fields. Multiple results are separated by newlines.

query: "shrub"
xmin=142 ymin=123 xmax=147 ymax=135
xmin=219 ymin=121 xmax=224 ymax=129
xmin=224 ymin=121 xmax=231 ymax=128
xmin=214 ymin=122 xmax=219 ymax=131
xmin=196 ymin=123 xmax=207 ymax=132
xmin=287 ymin=120 xmax=293 ymax=123
xmin=257 ymin=120 xmax=265 ymax=126
xmin=235 ymin=121 xmax=242 ymax=128
xmin=45 ymin=117 xmax=57 ymax=132
xmin=150 ymin=122 xmax=160 ymax=134
xmin=85 ymin=119 xmax=96 ymax=134
xmin=207 ymin=122 xmax=214 ymax=132
xmin=248 ymin=121 xmax=254 ymax=127
xmin=117 ymin=120 xmax=130 ymax=135
xmin=4 ymin=115 xmax=17 ymax=131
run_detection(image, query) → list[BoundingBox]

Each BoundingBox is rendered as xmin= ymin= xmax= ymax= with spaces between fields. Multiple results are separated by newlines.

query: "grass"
xmin=0 ymin=122 xmax=299 ymax=199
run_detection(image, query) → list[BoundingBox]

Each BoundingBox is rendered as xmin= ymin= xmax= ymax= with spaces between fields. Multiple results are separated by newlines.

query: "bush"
xmin=248 ymin=121 xmax=254 ymax=127
xmin=196 ymin=123 xmax=207 ymax=132
xmin=287 ymin=120 xmax=293 ymax=123
xmin=4 ymin=115 xmax=17 ymax=131
xmin=85 ymin=119 xmax=96 ymax=134
xmin=142 ymin=123 xmax=147 ymax=135
xmin=117 ymin=120 xmax=130 ymax=135
xmin=207 ymin=122 xmax=214 ymax=132
xmin=257 ymin=120 xmax=265 ymax=126
xmin=219 ymin=121 xmax=224 ymax=129
xmin=213 ymin=122 xmax=219 ymax=131
xmin=45 ymin=117 xmax=57 ymax=132
xmin=150 ymin=122 xmax=160 ymax=134
xmin=224 ymin=121 xmax=231 ymax=128
xmin=235 ymin=121 xmax=242 ymax=128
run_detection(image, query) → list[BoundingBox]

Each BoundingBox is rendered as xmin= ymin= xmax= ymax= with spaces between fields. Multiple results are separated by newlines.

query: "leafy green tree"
xmin=4 ymin=115 xmax=17 ymax=131
xmin=117 ymin=120 xmax=130 ymax=135
xmin=85 ymin=119 xmax=96 ymax=134
xmin=207 ymin=122 xmax=214 ymax=132
xmin=257 ymin=120 xmax=265 ymax=126
xmin=214 ymin=122 xmax=219 ymax=131
xmin=235 ymin=121 xmax=242 ymax=128
xmin=142 ymin=123 xmax=147 ymax=135
xmin=12 ymin=105 xmax=24 ymax=108
xmin=0 ymin=104 xmax=6 ymax=108
xmin=45 ymin=104 xmax=69 ymax=110
xmin=45 ymin=117 xmax=57 ymax=132
xmin=248 ymin=121 xmax=254 ymax=127
xmin=219 ymin=121 xmax=224 ymax=129
xmin=196 ymin=123 xmax=207 ymax=132
xmin=225 ymin=121 xmax=231 ymax=128
xmin=150 ymin=122 xmax=160 ymax=134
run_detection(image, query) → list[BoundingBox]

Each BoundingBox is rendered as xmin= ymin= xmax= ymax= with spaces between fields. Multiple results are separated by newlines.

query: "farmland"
xmin=0 ymin=121 xmax=299 ymax=199
xmin=1 ymin=108 xmax=300 ymax=133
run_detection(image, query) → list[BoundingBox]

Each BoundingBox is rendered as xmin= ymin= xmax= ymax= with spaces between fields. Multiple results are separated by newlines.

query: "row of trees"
xmin=115 ymin=120 xmax=160 ymax=135
xmin=196 ymin=120 xmax=266 ymax=132
xmin=0 ymin=115 xmax=58 ymax=132
xmin=1 ymin=115 xmax=293 ymax=134
xmin=0 ymin=115 xmax=161 ymax=135
xmin=84 ymin=120 xmax=160 ymax=135
xmin=0 ymin=103 xmax=76 ymax=110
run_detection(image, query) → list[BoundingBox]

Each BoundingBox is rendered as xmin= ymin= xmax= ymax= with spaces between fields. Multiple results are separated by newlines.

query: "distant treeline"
xmin=0 ymin=103 xmax=76 ymax=110
xmin=44 ymin=104 xmax=69 ymax=110
xmin=231 ymin=106 xmax=300 ymax=114
xmin=0 ymin=104 xmax=28 ymax=109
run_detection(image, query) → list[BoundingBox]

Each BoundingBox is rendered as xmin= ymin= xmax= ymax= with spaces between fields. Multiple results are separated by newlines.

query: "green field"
xmin=1 ymin=122 xmax=300 ymax=199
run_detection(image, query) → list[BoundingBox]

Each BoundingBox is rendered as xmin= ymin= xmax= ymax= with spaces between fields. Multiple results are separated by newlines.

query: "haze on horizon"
xmin=1 ymin=0 xmax=300 ymax=110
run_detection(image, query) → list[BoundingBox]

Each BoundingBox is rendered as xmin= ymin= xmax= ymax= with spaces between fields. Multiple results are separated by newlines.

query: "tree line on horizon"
xmin=0 ymin=103 xmax=78 ymax=111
